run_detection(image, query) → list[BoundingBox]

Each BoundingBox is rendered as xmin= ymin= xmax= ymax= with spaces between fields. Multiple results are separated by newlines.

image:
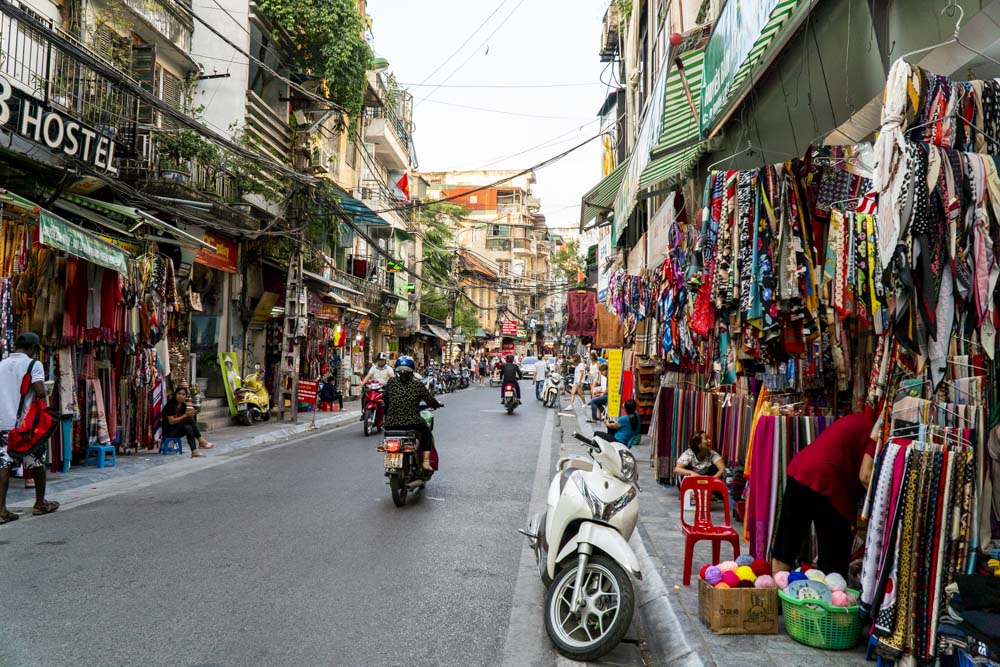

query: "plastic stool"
xmin=84 ymin=444 xmax=117 ymax=469
xmin=160 ymin=437 xmax=183 ymax=455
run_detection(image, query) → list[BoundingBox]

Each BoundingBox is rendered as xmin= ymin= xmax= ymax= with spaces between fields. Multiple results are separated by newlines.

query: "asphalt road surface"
xmin=0 ymin=381 xmax=558 ymax=667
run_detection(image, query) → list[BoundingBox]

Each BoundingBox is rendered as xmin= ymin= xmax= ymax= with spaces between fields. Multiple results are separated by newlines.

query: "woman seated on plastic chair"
xmin=674 ymin=431 xmax=725 ymax=479
xmin=593 ymin=399 xmax=640 ymax=448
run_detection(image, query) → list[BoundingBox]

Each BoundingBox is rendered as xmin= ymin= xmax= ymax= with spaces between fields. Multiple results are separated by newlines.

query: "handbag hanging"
xmin=7 ymin=360 xmax=58 ymax=459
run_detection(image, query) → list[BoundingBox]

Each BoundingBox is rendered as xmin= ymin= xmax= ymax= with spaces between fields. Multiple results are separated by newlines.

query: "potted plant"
xmin=154 ymin=129 xmax=219 ymax=184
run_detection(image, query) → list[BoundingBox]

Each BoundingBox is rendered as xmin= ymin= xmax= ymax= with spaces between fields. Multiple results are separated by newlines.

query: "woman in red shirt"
xmin=770 ymin=412 xmax=876 ymax=577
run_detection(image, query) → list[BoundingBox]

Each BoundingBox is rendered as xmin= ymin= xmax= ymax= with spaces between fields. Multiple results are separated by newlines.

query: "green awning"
xmin=0 ymin=189 xmax=39 ymax=211
xmin=579 ymin=156 xmax=630 ymax=229
xmin=639 ymin=143 xmax=706 ymax=190
xmin=639 ymin=46 xmax=706 ymax=189
xmin=727 ymin=0 xmax=802 ymax=98
xmin=39 ymin=211 xmax=129 ymax=274
xmin=59 ymin=193 xmax=215 ymax=250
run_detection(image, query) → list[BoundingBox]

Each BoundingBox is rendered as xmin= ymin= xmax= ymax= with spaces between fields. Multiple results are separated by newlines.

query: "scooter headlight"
xmin=618 ymin=449 xmax=637 ymax=483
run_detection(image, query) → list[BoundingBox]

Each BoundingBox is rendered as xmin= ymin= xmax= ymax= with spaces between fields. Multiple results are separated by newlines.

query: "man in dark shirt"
xmin=499 ymin=354 xmax=522 ymax=403
xmin=383 ymin=356 xmax=442 ymax=470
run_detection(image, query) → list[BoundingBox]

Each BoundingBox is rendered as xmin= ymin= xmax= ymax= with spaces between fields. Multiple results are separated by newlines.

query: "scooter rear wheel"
xmin=389 ymin=475 xmax=407 ymax=507
xmin=238 ymin=410 xmax=253 ymax=426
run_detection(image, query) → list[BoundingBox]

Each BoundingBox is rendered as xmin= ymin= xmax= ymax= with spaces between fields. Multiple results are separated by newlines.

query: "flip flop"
xmin=0 ymin=510 xmax=19 ymax=524
xmin=32 ymin=500 xmax=59 ymax=516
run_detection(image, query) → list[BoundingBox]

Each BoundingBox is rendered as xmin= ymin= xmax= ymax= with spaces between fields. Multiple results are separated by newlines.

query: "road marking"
xmin=501 ymin=407 xmax=555 ymax=667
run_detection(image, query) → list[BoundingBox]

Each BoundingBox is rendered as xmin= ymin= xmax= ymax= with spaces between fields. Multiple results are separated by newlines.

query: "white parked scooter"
xmin=519 ymin=432 xmax=641 ymax=661
xmin=540 ymin=369 xmax=564 ymax=408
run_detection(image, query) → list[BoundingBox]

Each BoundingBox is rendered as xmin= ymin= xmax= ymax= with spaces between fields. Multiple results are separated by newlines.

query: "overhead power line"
xmin=412 ymin=97 xmax=590 ymax=120
xmin=412 ymin=0 xmax=509 ymax=88
xmin=400 ymin=82 xmax=605 ymax=89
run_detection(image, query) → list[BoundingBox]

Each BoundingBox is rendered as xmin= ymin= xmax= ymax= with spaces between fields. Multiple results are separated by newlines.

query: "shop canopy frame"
xmin=56 ymin=193 xmax=216 ymax=251
xmin=579 ymin=155 xmax=631 ymax=231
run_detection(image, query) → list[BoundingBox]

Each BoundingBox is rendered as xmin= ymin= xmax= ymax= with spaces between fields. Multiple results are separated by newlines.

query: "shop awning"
xmin=426 ymin=324 xmax=451 ymax=342
xmin=38 ymin=210 xmax=129 ymax=274
xmin=416 ymin=327 xmax=436 ymax=338
xmin=0 ymin=189 xmax=40 ymax=211
xmin=336 ymin=193 xmax=389 ymax=227
xmin=638 ymin=45 xmax=708 ymax=189
xmin=58 ymin=193 xmax=215 ymax=251
xmin=579 ymin=156 xmax=630 ymax=230
xmin=474 ymin=328 xmax=493 ymax=339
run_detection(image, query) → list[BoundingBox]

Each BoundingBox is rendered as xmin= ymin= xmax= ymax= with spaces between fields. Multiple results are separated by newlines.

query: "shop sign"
xmin=315 ymin=303 xmax=340 ymax=322
xmin=606 ymin=349 xmax=623 ymax=418
xmin=39 ymin=211 xmax=128 ymax=274
xmin=597 ymin=233 xmax=612 ymax=302
xmin=98 ymin=234 xmax=141 ymax=256
xmin=501 ymin=320 xmax=518 ymax=336
xmin=646 ymin=193 xmax=676 ymax=270
xmin=0 ymin=74 xmax=119 ymax=173
xmin=357 ymin=317 xmax=370 ymax=332
xmin=298 ymin=380 xmax=318 ymax=405
xmin=701 ymin=0 xmax=788 ymax=132
xmin=194 ymin=232 xmax=238 ymax=273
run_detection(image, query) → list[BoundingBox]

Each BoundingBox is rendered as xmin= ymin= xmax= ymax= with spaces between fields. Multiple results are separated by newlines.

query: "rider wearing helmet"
xmin=383 ymin=355 xmax=442 ymax=470
xmin=362 ymin=352 xmax=395 ymax=385
xmin=500 ymin=353 xmax=522 ymax=403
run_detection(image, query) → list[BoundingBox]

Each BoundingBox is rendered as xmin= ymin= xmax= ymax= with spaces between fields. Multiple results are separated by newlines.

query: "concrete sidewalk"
xmin=5 ymin=407 xmax=361 ymax=512
xmin=561 ymin=402 xmax=866 ymax=667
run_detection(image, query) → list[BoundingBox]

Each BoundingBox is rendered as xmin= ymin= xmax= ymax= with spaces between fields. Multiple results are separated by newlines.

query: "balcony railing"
xmin=0 ymin=10 xmax=140 ymax=153
xmin=362 ymin=105 xmax=409 ymax=158
xmin=119 ymin=0 xmax=193 ymax=50
xmin=333 ymin=267 xmax=384 ymax=307
xmin=486 ymin=238 xmax=511 ymax=251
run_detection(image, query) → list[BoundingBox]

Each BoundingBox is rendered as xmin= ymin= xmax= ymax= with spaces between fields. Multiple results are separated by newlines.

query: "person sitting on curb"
xmin=593 ymin=399 xmax=640 ymax=448
xmin=163 ymin=386 xmax=214 ymax=458
xmin=674 ymin=430 xmax=725 ymax=479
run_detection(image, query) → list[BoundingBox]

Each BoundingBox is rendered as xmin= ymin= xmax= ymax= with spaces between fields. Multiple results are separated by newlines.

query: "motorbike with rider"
xmin=383 ymin=355 xmax=442 ymax=473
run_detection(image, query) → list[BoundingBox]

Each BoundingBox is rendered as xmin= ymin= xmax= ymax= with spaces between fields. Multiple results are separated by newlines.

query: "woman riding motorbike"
xmin=382 ymin=355 xmax=442 ymax=470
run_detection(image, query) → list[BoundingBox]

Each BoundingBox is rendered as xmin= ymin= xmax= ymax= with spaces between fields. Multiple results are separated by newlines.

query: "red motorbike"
xmin=362 ymin=382 xmax=386 ymax=436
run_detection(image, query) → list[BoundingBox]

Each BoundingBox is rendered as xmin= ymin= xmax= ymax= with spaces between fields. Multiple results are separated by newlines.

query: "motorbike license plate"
xmin=384 ymin=453 xmax=403 ymax=469
xmin=237 ymin=404 xmax=248 ymax=412
xmin=504 ymin=391 xmax=514 ymax=397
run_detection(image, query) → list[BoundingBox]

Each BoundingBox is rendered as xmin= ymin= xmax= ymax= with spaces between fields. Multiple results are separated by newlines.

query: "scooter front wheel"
xmin=544 ymin=555 xmax=635 ymax=662
xmin=363 ymin=409 xmax=375 ymax=437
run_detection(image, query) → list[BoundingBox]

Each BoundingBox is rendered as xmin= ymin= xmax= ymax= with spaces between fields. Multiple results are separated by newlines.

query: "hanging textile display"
xmin=565 ymin=289 xmax=597 ymax=337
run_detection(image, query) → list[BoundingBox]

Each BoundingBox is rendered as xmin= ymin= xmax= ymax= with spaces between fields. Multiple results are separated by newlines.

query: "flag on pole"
xmin=395 ymin=172 xmax=410 ymax=201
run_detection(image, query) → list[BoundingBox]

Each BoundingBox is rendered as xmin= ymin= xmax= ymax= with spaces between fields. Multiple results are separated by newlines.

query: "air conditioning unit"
xmin=599 ymin=2 xmax=621 ymax=62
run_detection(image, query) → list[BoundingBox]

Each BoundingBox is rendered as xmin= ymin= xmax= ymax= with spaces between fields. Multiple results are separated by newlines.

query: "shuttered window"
xmin=160 ymin=69 xmax=180 ymax=129
xmin=130 ymin=43 xmax=157 ymax=126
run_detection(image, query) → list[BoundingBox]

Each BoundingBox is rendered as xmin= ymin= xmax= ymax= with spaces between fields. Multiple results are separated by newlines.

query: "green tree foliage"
xmin=415 ymin=202 xmax=467 ymax=284
xmin=421 ymin=289 xmax=480 ymax=333
xmin=256 ymin=0 xmax=372 ymax=116
xmin=553 ymin=238 xmax=585 ymax=285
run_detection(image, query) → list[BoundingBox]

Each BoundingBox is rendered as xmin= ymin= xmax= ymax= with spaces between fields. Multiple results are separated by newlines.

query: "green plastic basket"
xmin=778 ymin=587 xmax=863 ymax=650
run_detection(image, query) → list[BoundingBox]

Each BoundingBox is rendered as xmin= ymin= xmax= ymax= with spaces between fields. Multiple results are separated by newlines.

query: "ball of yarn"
xmin=735 ymin=554 xmax=754 ymax=567
xmin=830 ymin=591 xmax=850 ymax=607
xmin=787 ymin=571 xmax=808 ymax=585
xmin=799 ymin=563 xmax=815 ymax=573
xmin=705 ymin=566 xmax=723 ymax=586
xmin=735 ymin=565 xmax=757 ymax=583
xmin=721 ymin=571 xmax=740 ymax=588
xmin=988 ymin=558 xmax=1000 ymax=570
xmin=804 ymin=569 xmax=825 ymax=581
xmin=755 ymin=574 xmax=776 ymax=589
xmin=699 ymin=565 xmax=710 ymax=580
xmin=738 ymin=579 xmax=755 ymax=588
xmin=750 ymin=559 xmax=771 ymax=577
xmin=714 ymin=582 xmax=731 ymax=589
xmin=825 ymin=573 xmax=847 ymax=592
xmin=718 ymin=560 xmax=738 ymax=573
xmin=773 ymin=571 xmax=790 ymax=589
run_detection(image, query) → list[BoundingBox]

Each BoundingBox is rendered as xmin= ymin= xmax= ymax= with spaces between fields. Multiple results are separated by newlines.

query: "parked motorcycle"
xmin=519 ymin=432 xmax=641 ymax=662
xmin=377 ymin=406 xmax=439 ymax=507
xmin=489 ymin=369 xmax=502 ymax=388
xmin=541 ymin=370 xmax=564 ymax=408
xmin=234 ymin=363 xmax=271 ymax=425
xmin=361 ymin=381 xmax=385 ymax=436
xmin=459 ymin=367 xmax=470 ymax=389
xmin=502 ymin=380 xmax=520 ymax=414
xmin=421 ymin=370 xmax=437 ymax=396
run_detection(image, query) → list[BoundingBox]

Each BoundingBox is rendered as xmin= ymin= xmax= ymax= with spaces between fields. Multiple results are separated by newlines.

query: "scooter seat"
xmin=384 ymin=430 xmax=418 ymax=439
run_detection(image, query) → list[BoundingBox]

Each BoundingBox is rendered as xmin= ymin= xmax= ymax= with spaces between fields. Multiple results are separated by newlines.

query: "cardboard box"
xmin=697 ymin=578 xmax=779 ymax=634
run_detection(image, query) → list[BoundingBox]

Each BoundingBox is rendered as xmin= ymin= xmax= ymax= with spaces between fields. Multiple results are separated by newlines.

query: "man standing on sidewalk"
xmin=0 ymin=332 xmax=59 ymax=523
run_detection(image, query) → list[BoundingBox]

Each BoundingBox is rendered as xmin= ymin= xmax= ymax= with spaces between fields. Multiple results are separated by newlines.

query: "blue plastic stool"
xmin=160 ymin=437 xmax=183 ymax=456
xmin=84 ymin=444 xmax=117 ymax=469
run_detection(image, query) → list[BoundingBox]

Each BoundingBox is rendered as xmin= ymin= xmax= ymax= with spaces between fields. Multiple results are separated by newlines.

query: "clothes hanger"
xmin=899 ymin=3 xmax=1000 ymax=68
xmin=706 ymin=140 xmax=753 ymax=174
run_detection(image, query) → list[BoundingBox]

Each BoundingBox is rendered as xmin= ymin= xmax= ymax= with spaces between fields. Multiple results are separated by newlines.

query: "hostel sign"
xmin=0 ymin=74 xmax=120 ymax=173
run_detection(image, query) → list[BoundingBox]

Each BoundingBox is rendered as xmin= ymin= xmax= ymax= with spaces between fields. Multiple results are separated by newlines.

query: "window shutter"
xmin=160 ymin=70 xmax=180 ymax=129
xmin=130 ymin=43 xmax=157 ymax=126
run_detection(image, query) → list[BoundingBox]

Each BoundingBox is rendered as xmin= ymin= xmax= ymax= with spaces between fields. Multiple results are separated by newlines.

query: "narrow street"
xmin=0 ymin=382 xmax=585 ymax=667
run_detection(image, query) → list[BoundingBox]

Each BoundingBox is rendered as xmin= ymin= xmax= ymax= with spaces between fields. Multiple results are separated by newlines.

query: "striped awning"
xmin=727 ymin=0 xmax=801 ymax=96
xmin=579 ymin=156 xmax=630 ymax=229
xmin=639 ymin=46 xmax=706 ymax=189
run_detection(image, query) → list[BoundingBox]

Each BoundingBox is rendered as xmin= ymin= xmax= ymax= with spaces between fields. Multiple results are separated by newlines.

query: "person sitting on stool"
xmin=594 ymin=399 xmax=640 ymax=448
xmin=588 ymin=364 xmax=609 ymax=422
xmin=318 ymin=374 xmax=343 ymax=410
xmin=163 ymin=386 xmax=214 ymax=458
xmin=771 ymin=412 xmax=876 ymax=578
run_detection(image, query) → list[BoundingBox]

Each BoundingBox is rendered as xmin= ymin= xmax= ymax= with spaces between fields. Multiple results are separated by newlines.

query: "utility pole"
xmin=277 ymin=233 xmax=306 ymax=423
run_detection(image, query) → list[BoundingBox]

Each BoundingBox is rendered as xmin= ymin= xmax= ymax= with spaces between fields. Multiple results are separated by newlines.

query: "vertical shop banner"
xmin=606 ymin=348 xmax=623 ymax=418
xmin=597 ymin=233 xmax=612 ymax=302
xmin=218 ymin=352 xmax=242 ymax=416
xmin=194 ymin=232 xmax=238 ymax=273
xmin=700 ymin=0 xmax=800 ymax=132
xmin=646 ymin=193 xmax=676 ymax=269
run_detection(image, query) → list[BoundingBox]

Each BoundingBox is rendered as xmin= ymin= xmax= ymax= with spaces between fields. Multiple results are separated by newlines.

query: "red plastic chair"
xmin=679 ymin=476 xmax=740 ymax=585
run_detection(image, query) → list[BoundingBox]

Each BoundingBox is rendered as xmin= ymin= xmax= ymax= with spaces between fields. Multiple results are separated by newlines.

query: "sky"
xmin=366 ymin=0 xmax=611 ymax=234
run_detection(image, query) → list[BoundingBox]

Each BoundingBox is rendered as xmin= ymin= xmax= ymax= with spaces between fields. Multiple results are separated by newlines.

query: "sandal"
xmin=200 ymin=442 xmax=215 ymax=450
xmin=32 ymin=500 xmax=59 ymax=516
xmin=0 ymin=510 xmax=19 ymax=524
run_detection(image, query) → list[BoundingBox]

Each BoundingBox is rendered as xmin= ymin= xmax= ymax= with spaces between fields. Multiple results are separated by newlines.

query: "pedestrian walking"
xmin=0 ymin=332 xmax=59 ymax=522
xmin=587 ymin=351 xmax=600 ymax=399
xmin=163 ymin=386 xmax=215 ymax=457
xmin=565 ymin=355 xmax=587 ymax=410
xmin=478 ymin=356 xmax=487 ymax=385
